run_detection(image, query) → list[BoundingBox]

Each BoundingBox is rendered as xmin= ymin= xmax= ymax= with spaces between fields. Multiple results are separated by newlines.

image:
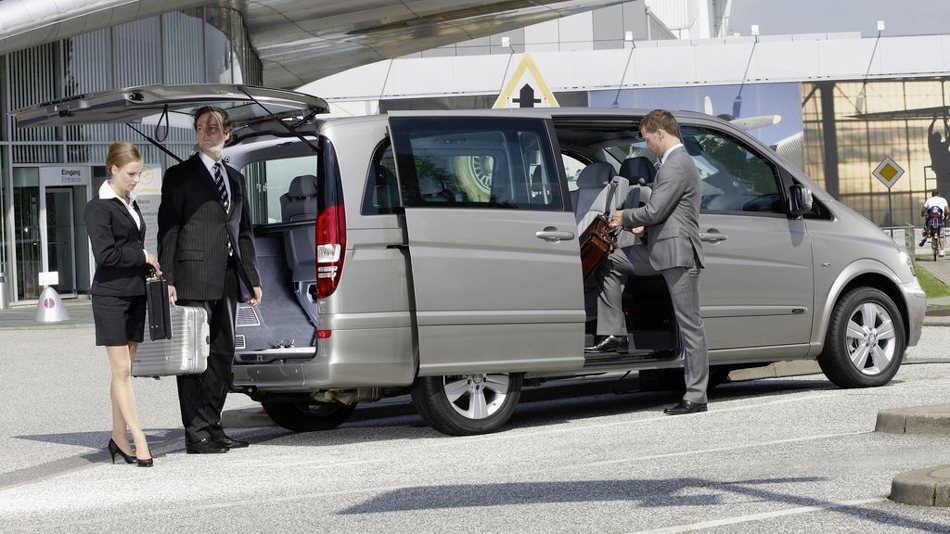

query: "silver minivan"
xmin=16 ymin=85 xmax=926 ymax=436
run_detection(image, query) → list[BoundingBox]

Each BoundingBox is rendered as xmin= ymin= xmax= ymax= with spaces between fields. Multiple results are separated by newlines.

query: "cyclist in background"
xmin=920 ymin=189 xmax=948 ymax=256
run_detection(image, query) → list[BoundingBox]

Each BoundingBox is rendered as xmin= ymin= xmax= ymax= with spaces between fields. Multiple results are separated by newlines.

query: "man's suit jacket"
xmin=621 ymin=146 xmax=705 ymax=271
xmin=84 ymin=197 xmax=148 ymax=296
xmin=157 ymin=154 xmax=261 ymax=301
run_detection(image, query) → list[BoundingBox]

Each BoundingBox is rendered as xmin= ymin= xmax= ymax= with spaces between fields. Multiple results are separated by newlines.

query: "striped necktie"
xmin=212 ymin=162 xmax=230 ymax=212
xmin=213 ymin=162 xmax=233 ymax=256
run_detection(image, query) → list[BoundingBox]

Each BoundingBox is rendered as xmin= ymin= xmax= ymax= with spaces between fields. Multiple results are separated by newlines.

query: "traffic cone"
xmin=35 ymin=286 xmax=70 ymax=323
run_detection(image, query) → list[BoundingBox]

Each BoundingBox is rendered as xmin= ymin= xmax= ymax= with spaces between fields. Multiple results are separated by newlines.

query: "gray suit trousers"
xmin=594 ymin=246 xmax=654 ymax=336
xmin=662 ymin=264 xmax=709 ymax=404
xmin=595 ymin=244 xmax=709 ymax=403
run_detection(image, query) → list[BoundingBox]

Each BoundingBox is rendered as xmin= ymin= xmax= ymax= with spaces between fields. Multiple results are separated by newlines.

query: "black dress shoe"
xmin=213 ymin=435 xmax=249 ymax=449
xmin=584 ymin=335 xmax=628 ymax=353
xmin=186 ymin=438 xmax=229 ymax=454
xmin=663 ymin=400 xmax=708 ymax=415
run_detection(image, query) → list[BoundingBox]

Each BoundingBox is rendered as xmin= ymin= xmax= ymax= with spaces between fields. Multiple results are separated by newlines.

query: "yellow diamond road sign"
xmin=872 ymin=156 xmax=904 ymax=189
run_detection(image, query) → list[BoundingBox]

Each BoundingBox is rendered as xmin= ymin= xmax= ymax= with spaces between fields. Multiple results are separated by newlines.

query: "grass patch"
xmin=916 ymin=267 xmax=950 ymax=299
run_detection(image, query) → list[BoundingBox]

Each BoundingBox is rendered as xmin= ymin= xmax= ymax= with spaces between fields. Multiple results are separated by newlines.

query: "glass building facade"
xmin=0 ymin=7 xmax=261 ymax=303
xmin=802 ymin=78 xmax=950 ymax=227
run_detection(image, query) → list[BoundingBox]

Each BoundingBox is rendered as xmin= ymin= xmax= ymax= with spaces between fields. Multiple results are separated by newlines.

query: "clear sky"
xmin=729 ymin=0 xmax=950 ymax=37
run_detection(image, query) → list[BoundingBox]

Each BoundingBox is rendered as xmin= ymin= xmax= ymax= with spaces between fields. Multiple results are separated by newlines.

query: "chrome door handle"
xmin=536 ymin=229 xmax=575 ymax=242
xmin=700 ymin=232 xmax=728 ymax=243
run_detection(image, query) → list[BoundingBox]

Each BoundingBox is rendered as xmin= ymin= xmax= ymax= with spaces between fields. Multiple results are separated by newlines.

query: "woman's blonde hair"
xmin=106 ymin=142 xmax=142 ymax=173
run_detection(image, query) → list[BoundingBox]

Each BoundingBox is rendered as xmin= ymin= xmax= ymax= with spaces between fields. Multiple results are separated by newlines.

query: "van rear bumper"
xmin=232 ymin=326 xmax=416 ymax=392
xmin=902 ymin=279 xmax=926 ymax=347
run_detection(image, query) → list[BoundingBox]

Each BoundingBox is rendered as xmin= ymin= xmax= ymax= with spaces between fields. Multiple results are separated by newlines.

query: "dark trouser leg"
xmin=593 ymin=245 xmax=657 ymax=336
xmin=176 ymin=267 xmax=238 ymax=444
xmin=662 ymin=265 xmax=709 ymax=404
xmin=594 ymin=248 xmax=633 ymax=336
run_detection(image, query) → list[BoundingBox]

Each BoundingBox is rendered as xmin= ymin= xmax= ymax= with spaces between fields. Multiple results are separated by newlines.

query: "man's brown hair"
xmin=640 ymin=109 xmax=681 ymax=140
xmin=193 ymin=106 xmax=232 ymax=133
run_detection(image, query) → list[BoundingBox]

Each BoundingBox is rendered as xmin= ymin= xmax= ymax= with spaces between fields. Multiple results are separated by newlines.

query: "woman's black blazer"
xmin=84 ymin=197 xmax=148 ymax=296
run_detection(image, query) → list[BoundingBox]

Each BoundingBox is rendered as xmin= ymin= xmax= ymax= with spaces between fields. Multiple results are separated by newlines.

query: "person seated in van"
xmin=919 ymin=189 xmax=948 ymax=256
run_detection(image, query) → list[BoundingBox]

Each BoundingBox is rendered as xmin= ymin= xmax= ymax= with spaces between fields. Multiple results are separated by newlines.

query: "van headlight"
xmin=898 ymin=249 xmax=916 ymax=276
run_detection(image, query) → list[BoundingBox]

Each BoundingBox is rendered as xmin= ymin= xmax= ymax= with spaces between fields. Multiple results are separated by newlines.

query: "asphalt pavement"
xmin=1 ymin=271 xmax=950 ymax=528
xmin=1 ymin=325 xmax=949 ymax=532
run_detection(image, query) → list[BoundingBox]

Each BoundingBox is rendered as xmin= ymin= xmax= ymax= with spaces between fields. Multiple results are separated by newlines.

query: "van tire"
xmin=261 ymin=401 xmax=357 ymax=432
xmin=818 ymin=287 xmax=905 ymax=388
xmin=411 ymin=373 xmax=523 ymax=436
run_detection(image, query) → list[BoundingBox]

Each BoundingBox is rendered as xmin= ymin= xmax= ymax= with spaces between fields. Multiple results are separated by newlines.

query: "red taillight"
xmin=316 ymin=330 xmax=332 ymax=339
xmin=315 ymin=204 xmax=346 ymax=298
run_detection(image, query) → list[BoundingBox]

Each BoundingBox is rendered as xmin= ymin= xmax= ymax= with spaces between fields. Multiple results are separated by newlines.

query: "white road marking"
xmin=627 ymin=497 xmax=887 ymax=533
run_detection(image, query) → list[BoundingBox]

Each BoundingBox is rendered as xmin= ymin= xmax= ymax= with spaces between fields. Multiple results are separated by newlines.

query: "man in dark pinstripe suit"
xmin=158 ymin=106 xmax=262 ymax=454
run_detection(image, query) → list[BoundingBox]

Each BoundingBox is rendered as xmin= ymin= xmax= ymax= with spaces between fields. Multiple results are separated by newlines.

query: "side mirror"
xmin=788 ymin=184 xmax=813 ymax=217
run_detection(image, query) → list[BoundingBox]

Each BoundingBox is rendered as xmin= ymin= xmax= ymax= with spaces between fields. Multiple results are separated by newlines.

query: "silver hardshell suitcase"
xmin=132 ymin=305 xmax=210 ymax=378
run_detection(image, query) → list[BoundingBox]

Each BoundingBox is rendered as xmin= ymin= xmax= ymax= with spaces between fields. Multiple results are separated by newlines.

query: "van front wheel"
xmin=412 ymin=373 xmax=523 ymax=436
xmin=818 ymin=287 xmax=905 ymax=388
xmin=261 ymin=401 xmax=357 ymax=432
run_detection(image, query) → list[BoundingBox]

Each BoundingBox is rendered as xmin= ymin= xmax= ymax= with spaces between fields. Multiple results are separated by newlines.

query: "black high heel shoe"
xmin=136 ymin=457 xmax=153 ymax=468
xmin=107 ymin=439 xmax=136 ymax=465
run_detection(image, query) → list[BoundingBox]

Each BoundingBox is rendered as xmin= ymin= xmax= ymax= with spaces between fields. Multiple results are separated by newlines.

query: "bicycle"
xmin=924 ymin=206 xmax=945 ymax=261
xmin=931 ymin=225 xmax=942 ymax=261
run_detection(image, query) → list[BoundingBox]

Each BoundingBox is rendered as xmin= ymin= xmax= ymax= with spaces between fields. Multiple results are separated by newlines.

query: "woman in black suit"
xmin=84 ymin=142 xmax=161 ymax=467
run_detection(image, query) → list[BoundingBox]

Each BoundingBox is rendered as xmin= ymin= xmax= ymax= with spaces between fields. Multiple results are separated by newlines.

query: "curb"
xmin=890 ymin=465 xmax=950 ymax=507
xmin=875 ymin=405 xmax=950 ymax=434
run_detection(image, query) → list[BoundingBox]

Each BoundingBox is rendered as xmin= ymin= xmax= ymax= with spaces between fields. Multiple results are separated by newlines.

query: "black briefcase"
xmin=146 ymin=276 xmax=173 ymax=341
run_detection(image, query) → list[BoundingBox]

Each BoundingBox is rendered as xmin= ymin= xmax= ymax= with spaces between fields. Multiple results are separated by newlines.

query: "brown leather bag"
xmin=579 ymin=213 xmax=617 ymax=281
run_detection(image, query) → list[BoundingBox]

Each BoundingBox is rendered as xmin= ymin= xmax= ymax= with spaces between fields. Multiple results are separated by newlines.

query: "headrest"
xmin=288 ymin=174 xmax=318 ymax=198
xmin=619 ymin=157 xmax=657 ymax=184
xmin=575 ymin=162 xmax=615 ymax=189
xmin=419 ymin=175 xmax=446 ymax=196
xmin=683 ymin=136 xmax=702 ymax=156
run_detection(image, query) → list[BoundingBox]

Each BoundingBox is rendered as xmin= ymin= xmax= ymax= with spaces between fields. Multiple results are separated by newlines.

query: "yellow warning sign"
xmin=493 ymin=53 xmax=559 ymax=109
xmin=872 ymin=156 xmax=905 ymax=189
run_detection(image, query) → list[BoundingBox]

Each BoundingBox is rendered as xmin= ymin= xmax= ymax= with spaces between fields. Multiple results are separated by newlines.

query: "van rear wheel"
xmin=818 ymin=287 xmax=905 ymax=388
xmin=261 ymin=401 xmax=357 ymax=432
xmin=411 ymin=373 xmax=523 ymax=436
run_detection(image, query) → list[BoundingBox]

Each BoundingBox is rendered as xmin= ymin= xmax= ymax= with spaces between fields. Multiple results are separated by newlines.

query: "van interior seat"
xmin=618 ymin=156 xmax=656 ymax=211
xmin=278 ymin=174 xmax=319 ymax=283
xmin=619 ymin=156 xmax=657 ymax=186
xmin=616 ymin=157 xmax=660 ymax=248
xmin=574 ymin=161 xmax=628 ymax=232
xmin=281 ymin=174 xmax=319 ymax=222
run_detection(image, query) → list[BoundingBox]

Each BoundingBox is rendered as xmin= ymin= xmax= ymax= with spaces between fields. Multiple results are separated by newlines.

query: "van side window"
xmin=390 ymin=117 xmax=563 ymax=211
xmin=681 ymin=127 xmax=784 ymax=215
xmin=362 ymin=142 xmax=401 ymax=215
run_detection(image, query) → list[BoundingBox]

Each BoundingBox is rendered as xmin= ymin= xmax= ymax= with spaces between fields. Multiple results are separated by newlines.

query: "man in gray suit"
xmin=158 ymin=106 xmax=263 ymax=452
xmin=608 ymin=109 xmax=709 ymax=415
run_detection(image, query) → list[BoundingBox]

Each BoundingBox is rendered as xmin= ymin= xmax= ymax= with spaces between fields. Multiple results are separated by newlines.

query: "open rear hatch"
xmin=13 ymin=83 xmax=328 ymax=128
xmin=12 ymin=83 xmax=330 ymax=362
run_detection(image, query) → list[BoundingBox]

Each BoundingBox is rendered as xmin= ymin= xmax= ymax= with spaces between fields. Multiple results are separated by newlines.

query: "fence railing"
xmin=882 ymin=225 xmax=917 ymax=269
